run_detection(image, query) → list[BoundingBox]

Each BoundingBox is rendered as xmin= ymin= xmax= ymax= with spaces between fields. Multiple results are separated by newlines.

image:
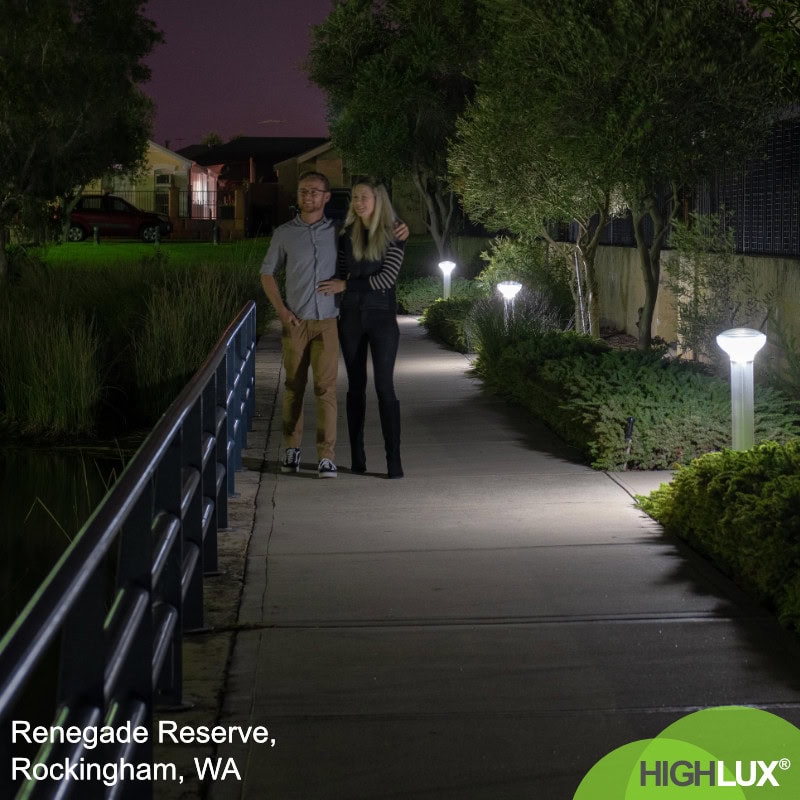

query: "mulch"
xmin=600 ymin=329 xmax=639 ymax=350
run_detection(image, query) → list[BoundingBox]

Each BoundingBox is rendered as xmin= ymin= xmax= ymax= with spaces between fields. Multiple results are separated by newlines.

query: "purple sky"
xmin=143 ymin=0 xmax=333 ymax=150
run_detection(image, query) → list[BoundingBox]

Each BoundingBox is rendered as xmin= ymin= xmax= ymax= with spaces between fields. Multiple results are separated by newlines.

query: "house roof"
xmin=290 ymin=140 xmax=336 ymax=164
xmin=175 ymin=143 xmax=211 ymax=162
xmin=148 ymin=140 xmax=193 ymax=170
xmin=180 ymin=137 xmax=329 ymax=167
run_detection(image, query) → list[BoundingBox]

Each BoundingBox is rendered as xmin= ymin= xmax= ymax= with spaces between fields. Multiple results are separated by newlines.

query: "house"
xmin=182 ymin=137 xmax=328 ymax=236
xmin=273 ymin=141 xmax=428 ymax=233
xmin=273 ymin=141 xmax=350 ymax=223
xmin=84 ymin=140 xmax=219 ymax=239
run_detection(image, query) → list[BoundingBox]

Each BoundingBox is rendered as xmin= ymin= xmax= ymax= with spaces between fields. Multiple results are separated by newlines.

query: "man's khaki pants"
xmin=281 ymin=318 xmax=338 ymax=462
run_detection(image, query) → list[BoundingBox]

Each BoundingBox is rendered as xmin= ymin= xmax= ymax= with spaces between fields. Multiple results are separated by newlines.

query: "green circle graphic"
xmin=574 ymin=707 xmax=800 ymax=798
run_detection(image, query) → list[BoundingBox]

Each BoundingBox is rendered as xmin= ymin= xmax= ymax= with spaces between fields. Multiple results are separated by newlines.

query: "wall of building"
xmin=595 ymin=245 xmax=800 ymax=350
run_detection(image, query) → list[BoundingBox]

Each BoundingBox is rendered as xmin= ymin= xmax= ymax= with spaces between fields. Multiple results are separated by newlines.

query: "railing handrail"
xmin=0 ymin=299 xmax=257 ymax=797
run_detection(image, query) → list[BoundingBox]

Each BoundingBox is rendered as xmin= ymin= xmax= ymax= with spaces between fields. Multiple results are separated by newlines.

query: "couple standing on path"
xmin=260 ymin=171 xmax=408 ymax=480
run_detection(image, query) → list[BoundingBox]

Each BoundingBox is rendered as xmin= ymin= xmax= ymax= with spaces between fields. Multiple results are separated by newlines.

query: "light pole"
xmin=497 ymin=281 xmax=522 ymax=327
xmin=716 ymin=327 xmax=767 ymax=451
xmin=439 ymin=260 xmax=456 ymax=299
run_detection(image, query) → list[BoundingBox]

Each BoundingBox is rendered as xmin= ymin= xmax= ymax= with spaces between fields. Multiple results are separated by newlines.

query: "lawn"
xmin=33 ymin=237 xmax=272 ymax=270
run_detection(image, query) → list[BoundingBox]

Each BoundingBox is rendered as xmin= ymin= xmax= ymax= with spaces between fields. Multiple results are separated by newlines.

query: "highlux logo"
xmin=575 ymin=708 xmax=800 ymax=799
xmin=640 ymin=759 xmax=792 ymax=788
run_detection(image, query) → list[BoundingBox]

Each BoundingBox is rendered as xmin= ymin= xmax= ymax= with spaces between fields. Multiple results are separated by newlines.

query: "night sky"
xmin=143 ymin=0 xmax=333 ymax=150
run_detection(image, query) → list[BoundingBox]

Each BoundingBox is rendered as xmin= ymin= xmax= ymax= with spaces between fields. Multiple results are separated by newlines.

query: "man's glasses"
xmin=298 ymin=188 xmax=326 ymax=197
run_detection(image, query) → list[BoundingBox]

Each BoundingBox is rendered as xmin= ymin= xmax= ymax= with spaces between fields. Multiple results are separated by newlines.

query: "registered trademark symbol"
xmin=780 ymin=758 xmax=791 ymax=771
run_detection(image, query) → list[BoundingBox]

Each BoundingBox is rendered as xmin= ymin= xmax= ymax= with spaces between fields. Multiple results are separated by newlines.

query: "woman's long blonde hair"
xmin=344 ymin=180 xmax=396 ymax=262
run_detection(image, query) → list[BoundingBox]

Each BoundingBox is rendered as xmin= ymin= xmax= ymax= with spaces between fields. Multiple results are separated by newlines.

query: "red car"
xmin=67 ymin=194 xmax=172 ymax=242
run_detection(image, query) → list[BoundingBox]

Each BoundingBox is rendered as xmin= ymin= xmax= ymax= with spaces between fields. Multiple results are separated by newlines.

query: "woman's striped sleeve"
xmin=336 ymin=239 xmax=348 ymax=280
xmin=368 ymin=241 xmax=405 ymax=290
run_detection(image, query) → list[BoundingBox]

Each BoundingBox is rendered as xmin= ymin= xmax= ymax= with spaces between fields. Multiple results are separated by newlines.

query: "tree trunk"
xmin=412 ymin=169 xmax=454 ymax=260
xmin=0 ymin=226 xmax=8 ymax=283
xmin=543 ymin=235 xmax=583 ymax=330
xmin=545 ymin=234 xmax=596 ymax=335
xmin=574 ymin=195 xmax=609 ymax=337
xmin=631 ymin=207 xmax=657 ymax=350
xmin=631 ymin=190 xmax=677 ymax=350
xmin=577 ymin=246 xmax=601 ymax=336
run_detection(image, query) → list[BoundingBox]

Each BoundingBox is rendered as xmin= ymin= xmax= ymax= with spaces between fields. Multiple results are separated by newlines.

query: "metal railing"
xmin=105 ymin=190 xmax=218 ymax=221
xmin=0 ymin=301 xmax=257 ymax=799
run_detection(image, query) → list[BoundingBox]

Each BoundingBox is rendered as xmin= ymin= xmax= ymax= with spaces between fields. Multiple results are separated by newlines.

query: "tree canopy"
xmin=306 ymin=0 xmax=483 ymax=257
xmin=0 ymin=0 xmax=162 ymax=277
xmin=450 ymin=0 xmax=618 ymax=333
xmin=454 ymin=0 xmax=785 ymax=348
xmin=749 ymin=0 xmax=800 ymax=93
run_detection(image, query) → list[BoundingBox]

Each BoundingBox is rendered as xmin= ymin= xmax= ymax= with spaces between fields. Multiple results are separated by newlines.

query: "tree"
xmin=0 ymin=0 xmax=162 ymax=278
xmin=458 ymin=0 xmax=783 ymax=349
xmin=666 ymin=212 xmax=767 ymax=369
xmin=200 ymin=132 xmax=224 ymax=148
xmin=449 ymin=2 xmax=615 ymax=335
xmin=749 ymin=0 xmax=800 ymax=93
xmin=306 ymin=0 xmax=482 ymax=258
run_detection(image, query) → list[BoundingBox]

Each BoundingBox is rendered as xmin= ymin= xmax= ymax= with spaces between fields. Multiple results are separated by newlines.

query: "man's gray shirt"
xmin=260 ymin=215 xmax=338 ymax=320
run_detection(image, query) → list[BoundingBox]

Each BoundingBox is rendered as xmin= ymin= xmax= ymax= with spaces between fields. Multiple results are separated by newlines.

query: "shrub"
xmin=132 ymin=262 xmax=258 ymax=422
xmin=0 ymin=252 xmax=267 ymax=440
xmin=666 ymin=212 xmax=767 ymax=370
xmin=473 ymin=328 xmax=800 ymax=469
xmin=469 ymin=291 xmax=576 ymax=372
xmin=638 ymin=441 xmax=800 ymax=630
xmin=0 ymin=302 xmax=102 ymax=438
xmin=477 ymin=235 xmax=573 ymax=320
xmin=396 ymin=276 xmax=480 ymax=315
xmin=421 ymin=296 xmax=478 ymax=352
xmin=764 ymin=313 xmax=800 ymax=403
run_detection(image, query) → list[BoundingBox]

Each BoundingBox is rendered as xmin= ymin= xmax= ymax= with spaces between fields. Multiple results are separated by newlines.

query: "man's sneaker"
xmin=281 ymin=448 xmax=301 ymax=473
xmin=318 ymin=458 xmax=337 ymax=478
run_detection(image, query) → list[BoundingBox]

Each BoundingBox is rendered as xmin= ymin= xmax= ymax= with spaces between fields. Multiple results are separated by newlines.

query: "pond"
xmin=0 ymin=447 xmax=124 ymax=746
xmin=0 ymin=447 xmax=123 ymax=642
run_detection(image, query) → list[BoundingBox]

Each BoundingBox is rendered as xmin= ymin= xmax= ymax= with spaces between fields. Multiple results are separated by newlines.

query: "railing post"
xmin=225 ymin=350 xmax=236 ymax=497
xmin=112 ymin=483 xmax=156 ymax=783
xmin=153 ymin=435 xmax=184 ymax=704
xmin=57 ymin=562 xmax=107 ymax=710
xmin=215 ymin=358 xmax=229 ymax=527
xmin=181 ymin=399 xmax=204 ymax=632
xmin=202 ymin=378 xmax=220 ymax=572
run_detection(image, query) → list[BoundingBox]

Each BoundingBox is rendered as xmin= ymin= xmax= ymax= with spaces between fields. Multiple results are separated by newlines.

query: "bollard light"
xmin=497 ymin=281 xmax=522 ymax=326
xmin=439 ymin=260 xmax=456 ymax=299
xmin=716 ymin=327 xmax=767 ymax=451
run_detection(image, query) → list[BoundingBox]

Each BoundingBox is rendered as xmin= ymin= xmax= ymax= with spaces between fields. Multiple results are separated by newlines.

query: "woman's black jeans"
xmin=338 ymin=309 xmax=399 ymax=401
xmin=338 ymin=309 xmax=403 ymax=477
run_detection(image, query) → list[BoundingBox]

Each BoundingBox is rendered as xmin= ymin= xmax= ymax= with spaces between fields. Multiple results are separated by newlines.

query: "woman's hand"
xmin=394 ymin=220 xmax=410 ymax=242
xmin=317 ymin=278 xmax=346 ymax=296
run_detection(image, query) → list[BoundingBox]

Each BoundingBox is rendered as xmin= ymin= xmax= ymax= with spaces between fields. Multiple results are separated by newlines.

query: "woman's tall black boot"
xmin=378 ymin=399 xmax=403 ymax=479
xmin=346 ymin=392 xmax=367 ymax=473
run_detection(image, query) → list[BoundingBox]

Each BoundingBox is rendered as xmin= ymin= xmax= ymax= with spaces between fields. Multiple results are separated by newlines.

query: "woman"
xmin=317 ymin=180 xmax=406 ymax=478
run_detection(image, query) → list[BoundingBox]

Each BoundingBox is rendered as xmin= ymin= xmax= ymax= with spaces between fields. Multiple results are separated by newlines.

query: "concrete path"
xmin=208 ymin=316 xmax=800 ymax=799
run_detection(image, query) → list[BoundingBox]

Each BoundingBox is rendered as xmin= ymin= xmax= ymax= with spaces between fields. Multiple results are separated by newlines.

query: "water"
xmin=0 ymin=448 xmax=123 ymax=637
xmin=0 ymin=449 xmax=124 ymax=793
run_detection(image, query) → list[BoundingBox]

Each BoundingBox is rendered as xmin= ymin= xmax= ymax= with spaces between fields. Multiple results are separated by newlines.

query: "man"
xmin=260 ymin=171 xmax=340 ymax=478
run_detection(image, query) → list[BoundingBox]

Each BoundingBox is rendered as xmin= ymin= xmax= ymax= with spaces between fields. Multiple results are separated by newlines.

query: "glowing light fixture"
xmin=716 ymin=327 xmax=767 ymax=451
xmin=439 ymin=260 xmax=456 ymax=299
xmin=497 ymin=281 xmax=522 ymax=326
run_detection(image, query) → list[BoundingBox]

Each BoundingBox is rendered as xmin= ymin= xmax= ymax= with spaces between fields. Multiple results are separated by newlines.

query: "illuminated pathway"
xmin=205 ymin=316 xmax=800 ymax=799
